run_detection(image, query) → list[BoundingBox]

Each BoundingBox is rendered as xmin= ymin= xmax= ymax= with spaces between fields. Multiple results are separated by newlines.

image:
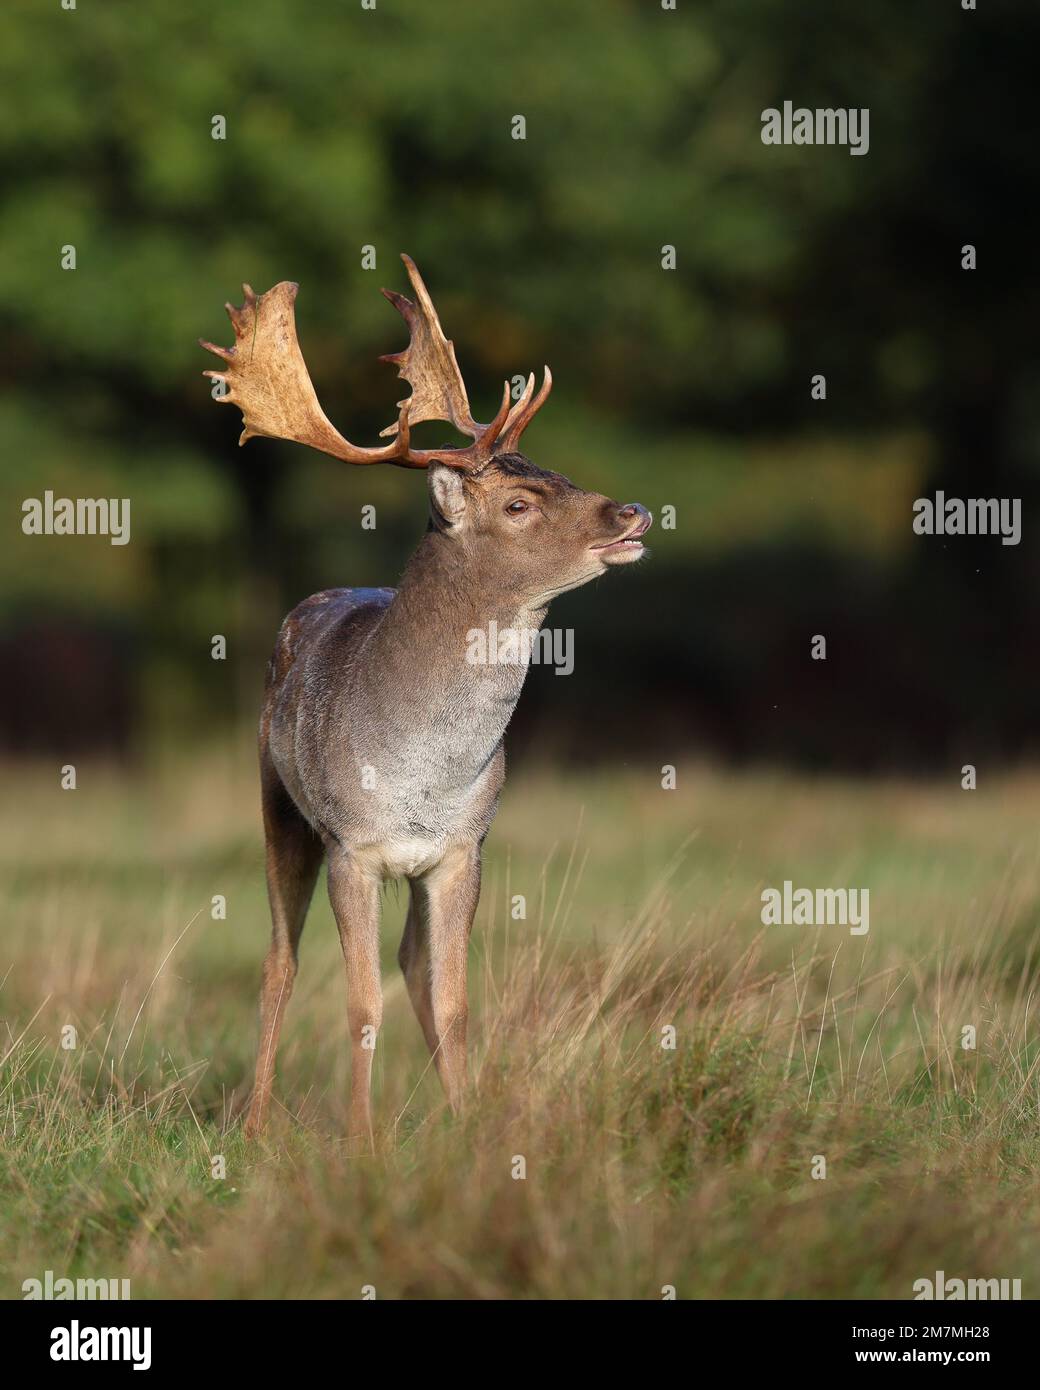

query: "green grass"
xmin=3 ymin=751 xmax=1040 ymax=1298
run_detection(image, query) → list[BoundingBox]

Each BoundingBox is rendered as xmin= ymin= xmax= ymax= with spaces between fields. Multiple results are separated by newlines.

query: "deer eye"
xmin=505 ymin=498 xmax=529 ymax=514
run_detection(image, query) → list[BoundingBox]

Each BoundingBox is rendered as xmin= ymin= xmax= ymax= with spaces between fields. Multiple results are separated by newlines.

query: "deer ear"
xmin=427 ymin=462 xmax=468 ymax=529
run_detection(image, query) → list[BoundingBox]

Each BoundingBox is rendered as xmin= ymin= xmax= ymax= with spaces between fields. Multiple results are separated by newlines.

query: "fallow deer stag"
xmin=201 ymin=255 xmax=651 ymax=1143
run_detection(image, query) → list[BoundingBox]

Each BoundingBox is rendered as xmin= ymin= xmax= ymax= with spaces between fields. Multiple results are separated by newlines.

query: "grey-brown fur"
xmin=202 ymin=256 xmax=655 ymax=1142
xmin=243 ymin=451 xmax=651 ymax=1142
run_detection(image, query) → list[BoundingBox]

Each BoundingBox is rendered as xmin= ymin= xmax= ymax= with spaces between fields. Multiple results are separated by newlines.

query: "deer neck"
xmin=355 ymin=530 xmax=545 ymax=782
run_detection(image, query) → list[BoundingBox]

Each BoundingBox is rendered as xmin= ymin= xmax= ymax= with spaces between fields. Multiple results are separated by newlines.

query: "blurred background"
xmin=2 ymin=0 xmax=1037 ymax=772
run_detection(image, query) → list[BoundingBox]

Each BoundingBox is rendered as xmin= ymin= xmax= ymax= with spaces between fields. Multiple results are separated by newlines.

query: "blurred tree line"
xmin=1 ymin=0 xmax=1037 ymax=769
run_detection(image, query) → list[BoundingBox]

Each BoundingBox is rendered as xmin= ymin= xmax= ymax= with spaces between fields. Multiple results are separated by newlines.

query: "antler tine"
xmin=501 ymin=372 xmax=536 ymax=438
xmin=475 ymin=379 xmax=513 ymax=454
xmin=403 ymin=379 xmax=513 ymax=471
xmin=498 ymin=365 xmax=553 ymax=454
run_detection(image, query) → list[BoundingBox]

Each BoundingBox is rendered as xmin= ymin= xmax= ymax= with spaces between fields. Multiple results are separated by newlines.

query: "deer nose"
xmin=617 ymin=502 xmax=652 ymax=532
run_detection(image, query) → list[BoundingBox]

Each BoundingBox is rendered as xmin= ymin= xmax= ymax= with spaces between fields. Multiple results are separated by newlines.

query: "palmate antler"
xmin=200 ymin=254 xmax=551 ymax=470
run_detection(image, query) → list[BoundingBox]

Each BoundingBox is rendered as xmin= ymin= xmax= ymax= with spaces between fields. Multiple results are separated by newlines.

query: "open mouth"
xmin=591 ymin=516 xmax=651 ymax=558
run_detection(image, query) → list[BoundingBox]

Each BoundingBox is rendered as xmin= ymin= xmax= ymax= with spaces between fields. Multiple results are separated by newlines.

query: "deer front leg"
xmin=410 ymin=843 xmax=481 ymax=1113
xmin=326 ymin=849 xmax=383 ymax=1147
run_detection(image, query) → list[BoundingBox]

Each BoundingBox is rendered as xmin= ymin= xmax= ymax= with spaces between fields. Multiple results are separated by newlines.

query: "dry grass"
xmin=2 ymin=751 xmax=1040 ymax=1298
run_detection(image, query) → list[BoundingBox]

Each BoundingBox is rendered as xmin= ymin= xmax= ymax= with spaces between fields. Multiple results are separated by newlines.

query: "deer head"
xmin=200 ymin=255 xmax=651 ymax=607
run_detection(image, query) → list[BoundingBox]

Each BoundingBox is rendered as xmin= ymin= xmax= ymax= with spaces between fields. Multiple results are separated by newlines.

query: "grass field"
xmin=2 ymin=750 xmax=1040 ymax=1299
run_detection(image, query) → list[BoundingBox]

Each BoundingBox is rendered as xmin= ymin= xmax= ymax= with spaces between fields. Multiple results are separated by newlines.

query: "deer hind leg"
xmin=409 ymin=844 xmax=481 ymax=1113
xmin=398 ymin=886 xmax=439 ymax=1058
xmin=327 ymin=849 xmax=383 ymax=1147
xmin=244 ymin=775 xmax=324 ymax=1139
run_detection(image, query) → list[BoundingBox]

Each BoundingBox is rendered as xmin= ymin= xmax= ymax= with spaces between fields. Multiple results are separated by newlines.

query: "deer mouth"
xmin=591 ymin=516 xmax=651 ymax=562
